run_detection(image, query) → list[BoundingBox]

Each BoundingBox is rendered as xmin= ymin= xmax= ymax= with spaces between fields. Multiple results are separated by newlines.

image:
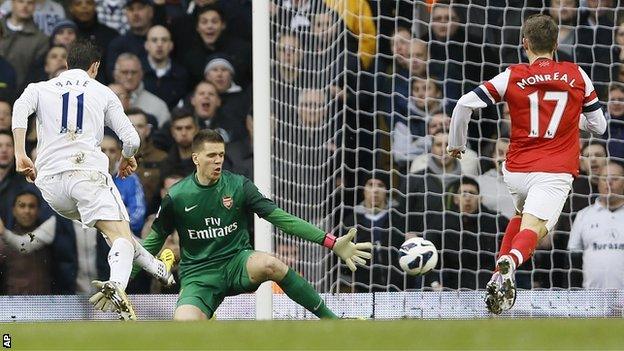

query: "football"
xmin=399 ymin=237 xmax=438 ymax=276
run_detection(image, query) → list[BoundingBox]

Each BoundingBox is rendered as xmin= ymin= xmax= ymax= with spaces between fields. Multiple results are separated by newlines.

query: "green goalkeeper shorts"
xmin=176 ymin=249 xmax=260 ymax=318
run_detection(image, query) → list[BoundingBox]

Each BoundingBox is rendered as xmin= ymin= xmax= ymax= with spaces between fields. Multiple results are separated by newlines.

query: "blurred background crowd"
xmin=0 ymin=0 xmax=622 ymax=295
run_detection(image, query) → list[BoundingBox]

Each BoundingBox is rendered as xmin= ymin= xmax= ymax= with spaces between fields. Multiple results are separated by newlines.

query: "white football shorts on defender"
xmin=502 ymin=163 xmax=573 ymax=232
xmin=35 ymin=170 xmax=129 ymax=227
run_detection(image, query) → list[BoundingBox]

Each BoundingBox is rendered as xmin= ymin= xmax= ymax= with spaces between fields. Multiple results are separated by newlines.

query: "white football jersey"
xmin=568 ymin=200 xmax=624 ymax=289
xmin=12 ymin=69 xmax=140 ymax=178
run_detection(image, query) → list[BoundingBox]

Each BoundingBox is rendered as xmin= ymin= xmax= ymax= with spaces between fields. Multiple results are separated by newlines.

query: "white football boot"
xmin=91 ymin=280 xmax=137 ymax=321
xmin=496 ymin=255 xmax=517 ymax=312
xmin=485 ymin=271 xmax=503 ymax=315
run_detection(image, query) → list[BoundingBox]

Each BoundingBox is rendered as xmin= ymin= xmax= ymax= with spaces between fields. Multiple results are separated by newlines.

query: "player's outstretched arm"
xmin=244 ymin=178 xmax=372 ymax=270
xmin=264 ymin=208 xmax=373 ymax=271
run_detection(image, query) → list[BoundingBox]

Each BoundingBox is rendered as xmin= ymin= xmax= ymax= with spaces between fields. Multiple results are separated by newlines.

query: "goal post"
xmin=252 ymin=0 xmax=273 ymax=320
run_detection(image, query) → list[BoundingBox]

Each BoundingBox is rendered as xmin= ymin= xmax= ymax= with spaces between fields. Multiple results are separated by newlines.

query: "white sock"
xmin=108 ymin=238 xmax=135 ymax=290
xmin=132 ymin=237 xmax=168 ymax=280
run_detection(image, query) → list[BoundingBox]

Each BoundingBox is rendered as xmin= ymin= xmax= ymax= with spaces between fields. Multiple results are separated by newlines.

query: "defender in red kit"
xmin=447 ymin=14 xmax=607 ymax=314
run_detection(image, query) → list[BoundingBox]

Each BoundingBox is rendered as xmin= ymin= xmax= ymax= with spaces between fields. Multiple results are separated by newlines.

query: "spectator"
xmin=273 ymin=0 xmax=313 ymax=32
xmin=181 ymin=5 xmax=251 ymax=87
xmin=8 ymin=211 xmax=109 ymax=294
xmin=0 ymin=54 xmax=16 ymax=102
xmin=49 ymin=19 xmax=77 ymax=47
xmin=113 ymin=53 xmax=171 ymax=126
xmin=272 ymin=32 xmax=303 ymax=116
xmin=410 ymin=122 xmax=479 ymax=176
xmin=391 ymin=78 xmax=446 ymax=172
xmin=142 ymin=25 xmax=188 ymax=108
xmin=548 ymin=0 xmax=582 ymax=59
xmin=155 ymin=80 xmax=245 ymax=146
xmin=0 ymin=100 xmax=10 ymax=130
xmin=106 ymin=0 xmax=155 ymax=78
xmin=574 ymin=140 xmax=608 ymax=211
xmin=0 ymin=191 xmax=52 ymax=294
xmin=0 ymin=0 xmax=49 ymax=89
xmin=101 ymin=134 xmax=146 ymax=236
xmin=379 ymin=38 xmax=429 ymax=124
xmin=67 ymin=0 xmax=119 ymax=83
xmin=606 ymin=83 xmax=624 ymax=159
xmin=170 ymin=0 xmax=218 ymax=55
xmin=203 ymin=53 xmax=250 ymax=126
xmin=223 ymin=112 xmax=253 ymax=179
xmin=425 ymin=176 xmax=507 ymax=290
xmin=422 ymin=0 xmax=497 ymax=97
xmin=477 ymin=138 xmax=516 ymax=219
xmin=577 ymin=0 xmax=614 ymax=95
xmin=0 ymin=0 xmax=65 ymax=36
xmin=127 ymin=108 xmax=167 ymax=213
xmin=568 ymin=160 xmax=624 ymax=288
xmin=108 ymin=82 xmax=131 ymax=110
xmin=160 ymin=107 xmax=199 ymax=178
xmin=342 ymin=173 xmax=404 ymax=292
xmin=560 ymin=140 xmax=608 ymax=231
xmin=399 ymin=131 xmax=463 ymax=233
xmin=273 ymin=88 xmax=338 ymax=222
xmin=25 ymin=44 xmax=68 ymax=84
xmin=95 ymin=0 xmax=128 ymax=34
xmin=0 ymin=131 xmax=44 ymax=228
xmin=322 ymin=0 xmax=376 ymax=71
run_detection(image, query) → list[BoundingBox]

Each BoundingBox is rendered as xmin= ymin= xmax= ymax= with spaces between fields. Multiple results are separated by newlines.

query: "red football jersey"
xmin=480 ymin=58 xmax=599 ymax=176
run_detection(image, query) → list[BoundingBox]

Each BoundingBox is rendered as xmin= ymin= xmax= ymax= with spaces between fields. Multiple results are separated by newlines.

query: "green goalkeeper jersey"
xmin=140 ymin=170 xmax=327 ymax=277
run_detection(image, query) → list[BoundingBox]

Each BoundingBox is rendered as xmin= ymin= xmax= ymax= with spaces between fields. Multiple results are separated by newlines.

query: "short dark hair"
xmin=0 ymin=129 xmax=13 ymax=141
xmin=67 ymin=39 xmax=101 ymax=71
xmin=196 ymin=4 xmax=225 ymax=23
xmin=125 ymin=107 xmax=148 ymax=121
xmin=606 ymin=159 xmax=624 ymax=174
xmin=609 ymin=82 xmax=624 ymax=95
xmin=522 ymin=14 xmax=558 ymax=54
xmin=450 ymin=176 xmax=480 ymax=195
xmin=582 ymin=139 xmax=607 ymax=154
xmin=192 ymin=129 xmax=225 ymax=152
xmin=13 ymin=190 xmax=40 ymax=207
xmin=170 ymin=106 xmax=197 ymax=125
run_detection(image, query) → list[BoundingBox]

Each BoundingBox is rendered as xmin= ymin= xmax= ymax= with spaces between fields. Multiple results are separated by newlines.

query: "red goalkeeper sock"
xmin=498 ymin=216 xmax=522 ymax=259
xmin=507 ymin=228 xmax=539 ymax=267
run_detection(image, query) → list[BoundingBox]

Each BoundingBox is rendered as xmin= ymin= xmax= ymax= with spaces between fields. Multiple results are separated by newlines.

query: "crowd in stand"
xmin=0 ymin=0 xmax=622 ymax=295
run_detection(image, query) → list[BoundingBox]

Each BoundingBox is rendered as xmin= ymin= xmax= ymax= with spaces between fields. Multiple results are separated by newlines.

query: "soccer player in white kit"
xmin=447 ymin=14 xmax=607 ymax=314
xmin=11 ymin=40 xmax=174 ymax=320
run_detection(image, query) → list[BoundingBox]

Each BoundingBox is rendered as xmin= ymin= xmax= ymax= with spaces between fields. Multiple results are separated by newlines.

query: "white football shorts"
xmin=502 ymin=163 xmax=573 ymax=232
xmin=35 ymin=170 xmax=129 ymax=227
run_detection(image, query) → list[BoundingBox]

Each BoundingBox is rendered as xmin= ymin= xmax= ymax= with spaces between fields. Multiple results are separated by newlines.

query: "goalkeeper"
xmin=128 ymin=129 xmax=372 ymax=320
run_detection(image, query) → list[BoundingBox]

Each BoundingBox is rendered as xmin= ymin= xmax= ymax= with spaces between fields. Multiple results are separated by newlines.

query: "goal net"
xmin=269 ymin=0 xmax=618 ymax=293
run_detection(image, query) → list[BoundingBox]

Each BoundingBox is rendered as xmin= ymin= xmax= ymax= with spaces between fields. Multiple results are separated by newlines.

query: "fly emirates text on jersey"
xmin=187 ymin=217 xmax=239 ymax=239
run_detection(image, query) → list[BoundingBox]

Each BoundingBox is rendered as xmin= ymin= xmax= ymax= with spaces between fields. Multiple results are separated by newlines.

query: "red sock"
xmin=508 ymin=228 xmax=539 ymax=267
xmin=498 ymin=216 xmax=522 ymax=259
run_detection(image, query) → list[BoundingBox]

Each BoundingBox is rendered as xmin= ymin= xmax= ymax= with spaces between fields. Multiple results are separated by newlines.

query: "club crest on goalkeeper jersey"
xmin=475 ymin=58 xmax=600 ymax=176
xmin=151 ymin=170 xmax=277 ymax=276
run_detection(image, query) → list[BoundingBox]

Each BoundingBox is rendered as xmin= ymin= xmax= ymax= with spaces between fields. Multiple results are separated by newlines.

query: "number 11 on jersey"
xmin=61 ymin=92 xmax=84 ymax=134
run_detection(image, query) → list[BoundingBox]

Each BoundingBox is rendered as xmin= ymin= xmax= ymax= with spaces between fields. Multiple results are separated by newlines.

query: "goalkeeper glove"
xmin=323 ymin=228 xmax=373 ymax=272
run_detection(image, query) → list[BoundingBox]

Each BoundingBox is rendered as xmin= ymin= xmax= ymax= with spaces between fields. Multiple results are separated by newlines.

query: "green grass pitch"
xmin=0 ymin=319 xmax=622 ymax=350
